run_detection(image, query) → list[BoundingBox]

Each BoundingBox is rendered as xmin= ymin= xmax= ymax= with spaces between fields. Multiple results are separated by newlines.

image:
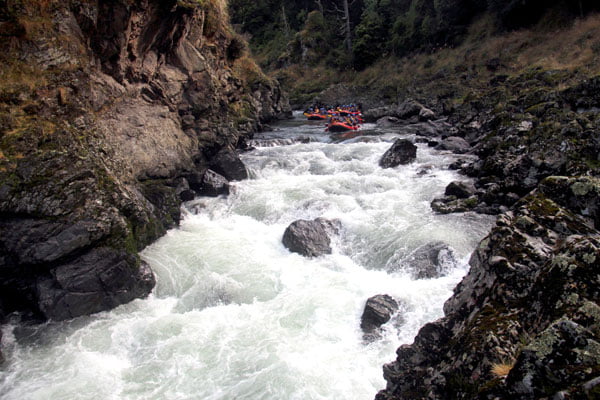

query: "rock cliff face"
xmin=0 ymin=0 xmax=290 ymax=321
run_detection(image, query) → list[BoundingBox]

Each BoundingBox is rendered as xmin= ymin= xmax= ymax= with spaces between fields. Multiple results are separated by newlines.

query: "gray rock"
xmin=197 ymin=169 xmax=230 ymax=197
xmin=419 ymin=107 xmax=435 ymax=121
xmin=397 ymin=99 xmax=423 ymax=119
xmin=36 ymin=248 xmax=155 ymax=320
xmin=445 ymin=180 xmax=477 ymax=199
xmin=380 ymin=139 xmax=417 ymax=168
xmin=363 ymin=106 xmax=396 ymax=122
xmin=361 ymin=294 xmax=399 ymax=334
xmin=436 ymin=136 xmax=471 ymax=154
xmin=282 ymin=218 xmax=340 ymax=257
xmin=376 ymin=116 xmax=401 ymax=128
xmin=431 ymin=195 xmax=478 ymax=214
xmin=406 ymin=241 xmax=457 ymax=279
xmin=209 ymin=150 xmax=249 ymax=181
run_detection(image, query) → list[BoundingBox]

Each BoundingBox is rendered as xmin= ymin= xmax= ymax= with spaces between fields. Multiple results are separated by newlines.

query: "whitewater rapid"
xmin=0 ymin=113 xmax=494 ymax=400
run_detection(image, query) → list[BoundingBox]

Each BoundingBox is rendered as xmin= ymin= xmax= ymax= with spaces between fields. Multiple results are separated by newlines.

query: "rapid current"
xmin=0 ymin=112 xmax=494 ymax=399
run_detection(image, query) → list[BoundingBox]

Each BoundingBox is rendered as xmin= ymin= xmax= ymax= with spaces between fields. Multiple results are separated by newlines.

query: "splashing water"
xmin=0 ymin=113 xmax=494 ymax=400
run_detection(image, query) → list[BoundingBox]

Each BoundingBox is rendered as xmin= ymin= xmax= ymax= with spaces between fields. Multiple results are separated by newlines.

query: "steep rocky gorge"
xmin=0 ymin=0 xmax=289 ymax=322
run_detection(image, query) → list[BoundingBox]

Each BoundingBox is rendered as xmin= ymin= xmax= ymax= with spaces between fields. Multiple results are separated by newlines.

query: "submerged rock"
xmin=282 ymin=218 xmax=341 ymax=257
xmin=379 ymin=139 xmax=417 ymax=168
xmin=406 ymin=241 xmax=457 ymax=279
xmin=361 ymin=294 xmax=399 ymax=337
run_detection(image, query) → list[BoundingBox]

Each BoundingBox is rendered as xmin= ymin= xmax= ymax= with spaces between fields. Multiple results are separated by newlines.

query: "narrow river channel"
xmin=0 ymin=113 xmax=494 ymax=400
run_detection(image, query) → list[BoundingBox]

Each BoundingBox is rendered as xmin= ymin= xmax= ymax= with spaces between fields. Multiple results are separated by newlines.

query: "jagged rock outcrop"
xmin=0 ymin=0 xmax=290 ymax=320
xmin=376 ymin=176 xmax=600 ymax=399
xmin=282 ymin=218 xmax=340 ymax=257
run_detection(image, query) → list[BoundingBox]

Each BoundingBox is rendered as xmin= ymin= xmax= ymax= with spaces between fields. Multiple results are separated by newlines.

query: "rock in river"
xmin=282 ymin=218 xmax=340 ymax=258
xmin=360 ymin=294 xmax=399 ymax=335
xmin=406 ymin=241 xmax=457 ymax=279
xmin=209 ymin=149 xmax=249 ymax=181
xmin=379 ymin=139 xmax=417 ymax=168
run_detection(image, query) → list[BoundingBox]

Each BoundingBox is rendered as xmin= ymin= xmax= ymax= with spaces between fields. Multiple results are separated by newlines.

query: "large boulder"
xmin=418 ymin=106 xmax=436 ymax=121
xmin=406 ymin=241 xmax=458 ymax=279
xmin=396 ymin=99 xmax=424 ymax=120
xmin=209 ymin=150 xmax=248 ymax=181
xmin=36 ymin=248 xmax=155 ymax=320
xmin=538 ymin=176 xmax=600 ymax=229
xmin=360 ymin=294 xmax=399 ymax=335
xmin=376 ymin=116 xmax=401 ymax=128
xmin=445 ymin=180 xmax=477 ymax=199
xmin=282 ymin=218 xmax=340 ymax=257
xmin=379 ymin=139 xmax=417 ymax=168
xmin=436 ymin=136 xmax=471 ymax=154
xmin=363 ymin=106 xmax=396 ymax=122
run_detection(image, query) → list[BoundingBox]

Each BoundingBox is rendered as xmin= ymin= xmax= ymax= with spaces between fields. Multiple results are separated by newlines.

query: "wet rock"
xmin=436 ymin=136 xmax=471 ymax=154
xmin=361 ymin=294 xmax=399 ymax=335
xmin=196 ymin=169 xmax=230 ymax=197
xmin=406 ymin=241 xmax=457 ymax=279
xmin=379 ymin=139 xmax=417 ymax=168
xmin=209 ymin=150 xmax=249 ymax=181
xmin=445 ymin=180 xmax=477 ymax=199
xmin=174 ymin=177 xmax=196 ymax=201
xmin=282 ymin=218 xmax=340 ymax=257
xmin=36 ymin=248 xmax=155 ymax=321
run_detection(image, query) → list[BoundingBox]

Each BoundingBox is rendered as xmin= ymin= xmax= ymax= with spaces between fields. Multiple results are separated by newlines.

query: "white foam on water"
xmin=0 ymin=116 xmax=494 ymax=400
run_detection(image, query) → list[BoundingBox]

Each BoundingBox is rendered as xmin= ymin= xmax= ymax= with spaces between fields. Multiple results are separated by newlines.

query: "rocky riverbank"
xmin=361 ymin=68 xmax=600 ymax=398
xmin=0 ymin=0 xmax=289 ymax=324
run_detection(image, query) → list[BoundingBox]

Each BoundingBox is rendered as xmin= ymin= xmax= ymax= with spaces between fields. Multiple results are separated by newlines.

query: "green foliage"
xmin=353 ymin=8 xmax=386 ymax=70
xmin=230 ymin=0 xmax=600 ymax=71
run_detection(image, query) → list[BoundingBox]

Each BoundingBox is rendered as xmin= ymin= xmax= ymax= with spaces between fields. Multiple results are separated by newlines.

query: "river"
xmin=0 ymin=113 xmax=494 ymax=399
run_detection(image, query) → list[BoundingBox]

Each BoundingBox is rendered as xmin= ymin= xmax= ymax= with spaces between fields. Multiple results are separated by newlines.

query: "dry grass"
xmin=0 ymin=60 xmax=48 ymax=93
xmin=490 ymin=361 xmax=515 ymax=378
xmin=345 ymin=11 xmax=600 ymax=100
xmin=233 ymin=55 xmax=271 ymax=86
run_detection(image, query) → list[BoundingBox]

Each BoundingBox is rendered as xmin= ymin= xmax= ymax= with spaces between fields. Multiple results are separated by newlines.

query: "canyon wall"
xmin=0 ymin=0 xmax=290 ymax=321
